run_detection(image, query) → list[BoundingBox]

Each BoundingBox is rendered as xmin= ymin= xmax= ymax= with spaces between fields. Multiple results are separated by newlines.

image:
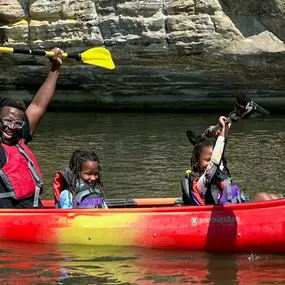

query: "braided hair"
xmin=190 ymin=137 xmax=215 ymax=174
xmin=69 ymin=150 xmax=104 ymax=193
xmin=190 ymin=136 xmax=231 ymax=176
xmin=0 ymin=98 xmax=26 ymax=112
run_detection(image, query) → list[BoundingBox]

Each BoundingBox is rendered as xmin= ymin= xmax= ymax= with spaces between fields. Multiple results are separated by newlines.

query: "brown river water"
xmin=1 ymin=112 xmax=285 ymax=284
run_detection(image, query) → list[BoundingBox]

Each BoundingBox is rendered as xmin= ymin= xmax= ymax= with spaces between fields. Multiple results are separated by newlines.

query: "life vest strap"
xmin=33 ymin=185 xmax=41 ymax=208
xmin=0 ymin=192 xmax=16 ymax=199
xmin=0 ymin=169 xmax=15 ymax=194
xmin=16 ymin=144 xmax=43 ymax=207
xmin=226 ymin=183 xmax=233 ymax=201
xmin=16 ymin=144 xmax=43 ymax=186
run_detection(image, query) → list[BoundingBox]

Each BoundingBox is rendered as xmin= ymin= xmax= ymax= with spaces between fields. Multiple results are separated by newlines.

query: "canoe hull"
xmin=0 ymin=198 xmax=284 ymax=253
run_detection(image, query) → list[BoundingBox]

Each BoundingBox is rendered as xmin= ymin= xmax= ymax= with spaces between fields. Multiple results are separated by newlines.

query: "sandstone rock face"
xmin=0 ymin=0 xmax=26 ymax=22
xmin=0 ymin=0 xmax=285 ymax=111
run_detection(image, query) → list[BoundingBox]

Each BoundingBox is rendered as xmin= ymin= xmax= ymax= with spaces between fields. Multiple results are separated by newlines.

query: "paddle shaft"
xmin=0 ymin=46 xmax=81 ymax=61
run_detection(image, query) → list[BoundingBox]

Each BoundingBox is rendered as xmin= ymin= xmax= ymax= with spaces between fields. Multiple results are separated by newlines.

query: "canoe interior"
xmin=42 ymin=197 xmax=184 ymax=209
xmin=42 ymin=194 xmax=285 ymax=209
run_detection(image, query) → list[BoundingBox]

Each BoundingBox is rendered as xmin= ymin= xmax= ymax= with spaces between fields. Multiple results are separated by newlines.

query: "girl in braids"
xmin=53 ymin=150 xmax=108 ymax=209
xmin=182 ymin=116 xmax=279 ymax=205
xmin=182 ymin=116 xmax=246 ymax=206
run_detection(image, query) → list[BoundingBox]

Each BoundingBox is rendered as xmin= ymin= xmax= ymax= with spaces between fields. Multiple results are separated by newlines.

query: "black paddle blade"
xmin=186 ymin=92 xmax=269 ymax=146
xmin=231 ymin=92 xmax=270 ymax=121
xmin=186 ymin=130 xmax=200 ymax=146
xmin=248 ymin=100 xmax=270 ymax=116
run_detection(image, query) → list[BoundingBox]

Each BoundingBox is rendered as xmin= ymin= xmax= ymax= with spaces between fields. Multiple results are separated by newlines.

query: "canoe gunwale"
xmin=0 ymin=197 xmax=283 ymax=213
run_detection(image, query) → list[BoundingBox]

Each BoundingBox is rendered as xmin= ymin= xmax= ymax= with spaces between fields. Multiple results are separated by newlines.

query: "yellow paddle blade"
xmin=0 ymin=47 xmax=14 ymax=54
xmin=0 ymin=46 xmax=115 ymax=70
xmin=81 ymin=47 xmax=115 ymax=70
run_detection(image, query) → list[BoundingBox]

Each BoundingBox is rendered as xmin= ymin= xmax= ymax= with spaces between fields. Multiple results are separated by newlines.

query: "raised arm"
xmin=25 ymin=47 xmax=63 ymax=137
xmin=196 ymin=116 xmax=230 ymax=197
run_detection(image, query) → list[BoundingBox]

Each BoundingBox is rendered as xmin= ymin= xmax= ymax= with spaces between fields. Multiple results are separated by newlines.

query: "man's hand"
xmin=49 ymin=47 xmax=63 ymax=72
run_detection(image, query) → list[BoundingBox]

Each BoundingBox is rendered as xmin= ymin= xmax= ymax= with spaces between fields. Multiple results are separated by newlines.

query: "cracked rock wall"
xmin=1 ymin=0 xmax=285 ymax=111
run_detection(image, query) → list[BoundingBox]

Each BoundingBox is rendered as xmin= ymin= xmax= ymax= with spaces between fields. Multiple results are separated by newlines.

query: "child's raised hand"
xmin=218 ymin=116 xmax=227 ymax=128
xmin=218 ymin=116 xmax=231 ymax=137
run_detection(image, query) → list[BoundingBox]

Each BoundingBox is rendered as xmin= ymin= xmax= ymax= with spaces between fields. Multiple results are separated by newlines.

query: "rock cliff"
xmin=1 ymin=0 xmax=285 ymax=111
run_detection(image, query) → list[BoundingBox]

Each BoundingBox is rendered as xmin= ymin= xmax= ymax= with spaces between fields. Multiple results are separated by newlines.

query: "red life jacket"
xmin=53 ymin=167 xmax=73 ymax=205
xmin=0 ymin=139 xmax=43 ymax=207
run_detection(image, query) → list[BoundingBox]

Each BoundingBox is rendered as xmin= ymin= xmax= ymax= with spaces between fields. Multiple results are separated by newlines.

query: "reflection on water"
xmin=3 ymin=113 xmax=285 ymax=283
xmin=30 ymin=112 xmax=285 ymax=199
xmin=0 ymin=241 xmax=284 ymax=285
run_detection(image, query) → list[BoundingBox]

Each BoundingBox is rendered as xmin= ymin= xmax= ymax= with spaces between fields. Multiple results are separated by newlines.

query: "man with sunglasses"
xmin=0 ymin=47 xmax=63 ymax=208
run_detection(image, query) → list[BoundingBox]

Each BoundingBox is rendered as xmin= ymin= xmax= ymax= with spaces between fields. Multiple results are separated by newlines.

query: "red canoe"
xmin=0 ymin=197 xmax=284 ymax=253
